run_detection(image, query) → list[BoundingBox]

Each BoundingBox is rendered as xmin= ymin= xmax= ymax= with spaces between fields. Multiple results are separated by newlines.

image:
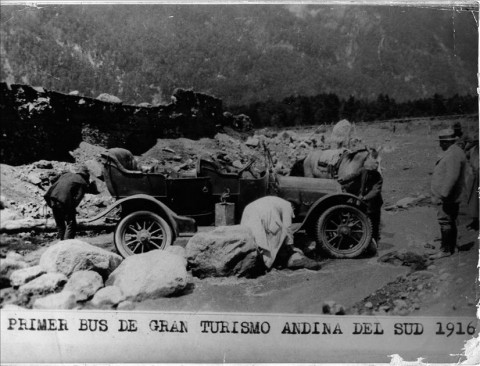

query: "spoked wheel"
xmin=315 ymin=205 xmax=372 ymax=258
xmin=114 ymin=211 xmax=173 ymax=258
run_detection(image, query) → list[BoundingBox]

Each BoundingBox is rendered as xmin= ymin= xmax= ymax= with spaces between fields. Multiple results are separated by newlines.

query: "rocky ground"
xmin=0 ymin=116 xmax=478 ymax=316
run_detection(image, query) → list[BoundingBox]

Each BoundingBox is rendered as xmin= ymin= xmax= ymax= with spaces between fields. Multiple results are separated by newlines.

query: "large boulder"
xmin=64 ymin=270 xmax=104 ymax=301
xmin=186 ymin=225 xmax=261 ymax=278
xmin=1 ymin=253 xmax=28 ymax=289
xmin=18 ymin=272 xmax=67 ymax=296
xmin=106 ymin=250 xmax=189 ymax=301
xmin=10 ymin=265 xmax=46 ymax=287
xmin=33 ymin=291 xmax=77 ymax=309
xmin=39 ymin=240 xmax=123 ymax=277
xmin=90 ymin=286 xmax=125 ymax=307
xmin=5 ymin=252 xmax=24 ymax=262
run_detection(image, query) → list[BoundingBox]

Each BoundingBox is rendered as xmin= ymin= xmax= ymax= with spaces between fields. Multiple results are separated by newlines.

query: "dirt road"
xmin=9 ymin=204 xmax=472 ymax=316
xmin=135 ymin=206 xmax=478 ymax=315
xmin=1 ymin=118 xmax=478 ymax=315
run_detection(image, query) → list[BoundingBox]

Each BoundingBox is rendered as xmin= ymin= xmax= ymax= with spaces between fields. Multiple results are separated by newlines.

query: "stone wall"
xmin=0 ymin=83 xmax=224 ymax=165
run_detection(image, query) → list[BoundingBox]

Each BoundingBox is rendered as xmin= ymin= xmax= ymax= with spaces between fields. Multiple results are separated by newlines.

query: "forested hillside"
xmin=0 ymin=5 xmax=477 ymax=106
xmin=232 ymin=93 xmax=478 ymax=127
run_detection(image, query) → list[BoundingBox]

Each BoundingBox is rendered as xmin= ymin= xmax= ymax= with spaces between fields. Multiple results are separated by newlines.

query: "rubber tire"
xmin=315 ymin=204 xmax=372 ymax=259
xmin=114 ymin=211 xmax=173 ymax=258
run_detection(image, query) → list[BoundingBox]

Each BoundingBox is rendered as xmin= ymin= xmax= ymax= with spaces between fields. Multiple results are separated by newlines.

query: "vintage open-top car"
xmin=87 ymin=147 xmax=373 ymax=259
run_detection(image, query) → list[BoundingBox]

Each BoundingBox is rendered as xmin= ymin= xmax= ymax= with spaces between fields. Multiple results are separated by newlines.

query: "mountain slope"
xmin=0 ymin=5 xmax=477 ymax=106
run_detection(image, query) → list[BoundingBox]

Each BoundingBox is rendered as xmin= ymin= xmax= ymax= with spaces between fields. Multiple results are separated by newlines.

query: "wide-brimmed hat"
xmin=437 ymin=128 xmax=457 ymax=142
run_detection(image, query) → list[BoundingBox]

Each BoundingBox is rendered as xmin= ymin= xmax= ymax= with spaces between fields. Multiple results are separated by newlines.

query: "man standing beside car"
xmin=430 ymin=128 xmax=467 ymax=259
xmin=338 ymin=157 xmax=383 ymax=246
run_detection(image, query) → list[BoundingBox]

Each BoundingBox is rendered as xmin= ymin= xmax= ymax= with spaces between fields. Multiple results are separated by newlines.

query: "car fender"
xmin=294 ymin=193 xmax=368 ymax=234
xmin=83 ymin=194 xmax=180 ymax=236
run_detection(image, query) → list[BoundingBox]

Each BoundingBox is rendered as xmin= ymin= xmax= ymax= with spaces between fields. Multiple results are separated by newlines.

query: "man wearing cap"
xmin=44 ymin=165 xmax=98 ymax=240
xmin=430 ymin=128 xmax=467 ymax=259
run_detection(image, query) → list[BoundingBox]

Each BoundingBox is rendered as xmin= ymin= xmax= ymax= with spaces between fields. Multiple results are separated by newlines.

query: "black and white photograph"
xmin=0 ymin=1 xmax=478 ymax=363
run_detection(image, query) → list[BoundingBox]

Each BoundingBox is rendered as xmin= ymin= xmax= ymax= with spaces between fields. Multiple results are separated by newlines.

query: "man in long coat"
xmin=430 ymin=129 xmax=467 ymax=259
xmin=44 ymin=165 xmax=97 ymax=240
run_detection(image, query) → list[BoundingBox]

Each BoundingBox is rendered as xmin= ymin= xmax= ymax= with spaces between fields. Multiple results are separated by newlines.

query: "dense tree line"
xmin=229 ymin=93 xmax=478 ymax=128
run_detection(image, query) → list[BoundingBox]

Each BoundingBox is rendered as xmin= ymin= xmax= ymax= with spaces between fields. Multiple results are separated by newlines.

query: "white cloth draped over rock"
xmin=240 ymin=196 xmax=294 ymax=269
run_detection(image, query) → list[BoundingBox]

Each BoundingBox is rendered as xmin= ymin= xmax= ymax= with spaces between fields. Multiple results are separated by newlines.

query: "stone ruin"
xmin=0 ymin=83 xmax=250 ymax=165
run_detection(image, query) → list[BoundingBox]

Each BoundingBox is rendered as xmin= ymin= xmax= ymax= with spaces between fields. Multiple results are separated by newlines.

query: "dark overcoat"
xmin=44 ymin=173 xmax=89 ymax=212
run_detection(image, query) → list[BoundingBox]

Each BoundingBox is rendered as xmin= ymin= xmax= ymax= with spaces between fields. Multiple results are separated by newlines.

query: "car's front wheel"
xmin=315 ymin=205 xmax=372 ymax=259
xmin=114 ymin=211 xmax=173 ymax=258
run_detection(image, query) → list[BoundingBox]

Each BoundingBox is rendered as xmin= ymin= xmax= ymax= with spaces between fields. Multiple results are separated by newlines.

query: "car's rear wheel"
xmin=315 ymin=205 xmax=372 ymax=258
xmin=114 ymin=211 xmax=173 ymax=258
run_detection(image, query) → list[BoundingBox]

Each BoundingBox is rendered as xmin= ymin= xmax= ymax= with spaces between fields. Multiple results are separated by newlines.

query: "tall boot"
xmin=447 ymin=225 xmax=457 ymax=255
xmin=440 ymin=229 xmax=450 ymax=252
xmin=429 ymin=230 xmax=451 ymax=259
